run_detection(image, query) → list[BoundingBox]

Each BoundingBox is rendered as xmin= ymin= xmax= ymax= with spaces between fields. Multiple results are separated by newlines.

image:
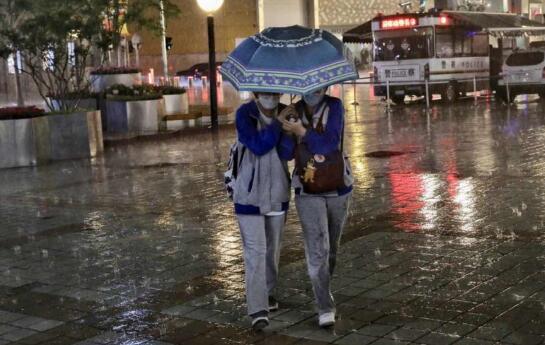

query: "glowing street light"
xmin=197 ymin=0 xmax=224 ymax=13
xmin=197 ymin=0 xmax=224 ymax=130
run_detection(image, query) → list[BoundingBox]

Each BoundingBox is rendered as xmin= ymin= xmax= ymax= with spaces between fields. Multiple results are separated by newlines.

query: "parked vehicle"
xmin=176 ymin=62 xmax=223 ymax=79
xmin=370 ymin=11 xmax=490 ymax=104
xmin=497 ymin=49 xmax=545 ymax=102
xmin=343 ymin=10 xmax=545 ymax=105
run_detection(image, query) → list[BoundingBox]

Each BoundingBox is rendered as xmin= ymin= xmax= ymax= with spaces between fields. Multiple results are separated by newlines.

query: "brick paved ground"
xmin=1 ymin=86 xmax=545 ymax=344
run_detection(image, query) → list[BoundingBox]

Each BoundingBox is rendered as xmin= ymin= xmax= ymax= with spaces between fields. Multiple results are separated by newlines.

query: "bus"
xmin=371 ymin=11 xmax=491 ymax=104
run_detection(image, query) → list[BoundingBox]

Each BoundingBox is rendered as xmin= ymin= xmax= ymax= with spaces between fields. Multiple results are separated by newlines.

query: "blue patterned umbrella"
xmin=220 ymin=25 xmax=359 ymax=95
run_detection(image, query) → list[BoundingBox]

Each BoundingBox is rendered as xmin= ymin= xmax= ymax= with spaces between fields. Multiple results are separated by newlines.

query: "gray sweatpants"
xmin=237 ymin=214 xmax=285 ymax=316
xmin=295 ymin=193 xmax=351 ymax=315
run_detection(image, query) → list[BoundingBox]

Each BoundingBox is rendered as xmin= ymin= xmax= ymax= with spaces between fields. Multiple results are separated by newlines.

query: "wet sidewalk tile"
xmin=2 ymin=86 xmax=545 ymax=343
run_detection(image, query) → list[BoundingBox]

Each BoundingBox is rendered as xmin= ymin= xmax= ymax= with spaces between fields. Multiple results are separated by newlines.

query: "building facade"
xmin=137 ymin=0 xmax=431 ymax=75
xmin=3 ymin=0 xmax=545 ymax=90
xmin=140 ymin=0 xmax=545 ymax=74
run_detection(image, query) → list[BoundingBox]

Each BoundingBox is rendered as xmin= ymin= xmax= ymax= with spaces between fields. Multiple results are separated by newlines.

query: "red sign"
xmin=438 ymin=16 xmax=449 ymax=25
xmin=381 ymin=17 xmax=418 ymax=29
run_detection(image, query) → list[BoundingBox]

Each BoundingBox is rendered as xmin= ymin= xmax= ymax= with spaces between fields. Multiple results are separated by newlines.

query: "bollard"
xmin=426 ymin=109 xmax=431 ymax=136
xmin=506 ymin=80 xmax=511 ymax=104
xmin=473 ymin=76 xmax=477 ymax=102
xmin=351 ymin=80 xmax=359 ymax=106
xmin=425 ymin=79 xmax=430 ymax=109
xmin=386 ymin=80 xmax=391 ymax=111
xmin=387 ymin=109 xmax=392 ymax=133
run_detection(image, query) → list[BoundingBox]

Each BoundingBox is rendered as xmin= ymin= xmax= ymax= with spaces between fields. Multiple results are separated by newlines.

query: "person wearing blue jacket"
xmin=282 ymin=88 xmax=353 ymax=328
xmin=233 ymin=92 xmax=295 ymax=330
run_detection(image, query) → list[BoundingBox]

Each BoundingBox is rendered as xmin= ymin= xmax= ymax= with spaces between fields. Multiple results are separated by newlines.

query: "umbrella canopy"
xmin=220 ymin=25 xmax=359 ymax=95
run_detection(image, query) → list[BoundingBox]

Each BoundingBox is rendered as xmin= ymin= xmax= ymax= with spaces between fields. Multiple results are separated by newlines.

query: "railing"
xmin=340 ymin=74 xmax=512 ymax=110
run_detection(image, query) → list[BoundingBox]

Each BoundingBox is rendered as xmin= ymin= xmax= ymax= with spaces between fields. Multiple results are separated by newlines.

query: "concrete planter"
xmin=163 ymin=93 xmax=189 ymax=115
xmin=0 ymin=117 xmax=47 ymax=169
xmin=47 ymin=111 xmax=103 ymax=160
xmin=90 ymin=73 xmax=142 ymax=93
xmin=105 ymin=99 xmax=160 ymax=134
xmin=0 ymin=110 xmax=103 ymax=169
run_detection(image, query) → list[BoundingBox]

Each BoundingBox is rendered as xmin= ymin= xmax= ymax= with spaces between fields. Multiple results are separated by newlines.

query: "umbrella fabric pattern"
xmin=221 ymin=26 xmax=359 ymax=95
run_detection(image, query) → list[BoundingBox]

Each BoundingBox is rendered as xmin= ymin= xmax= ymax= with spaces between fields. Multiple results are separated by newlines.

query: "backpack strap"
xmin=315 ymin=106 xmax=327 ymax=133
xmin=341 ymin=117 xmax=344 ymax=153
xmin=297 ymin=102 xmax=327 ymax=134
xmin=297 ymin=99 xmax=344 ymax=151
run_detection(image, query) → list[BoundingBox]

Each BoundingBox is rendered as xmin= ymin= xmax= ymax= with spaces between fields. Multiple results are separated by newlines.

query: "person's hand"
xmin=278 ymin=105 xmax=297 ymax=122
xmin=282 ymin=119 xmax=306 ymax=137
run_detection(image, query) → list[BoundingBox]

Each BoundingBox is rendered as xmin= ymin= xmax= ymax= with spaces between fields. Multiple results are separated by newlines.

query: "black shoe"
xmin=251 ymin=316 xmax=269 ymax=331
xmin=268 ymin=296 xmax=279 ymax=312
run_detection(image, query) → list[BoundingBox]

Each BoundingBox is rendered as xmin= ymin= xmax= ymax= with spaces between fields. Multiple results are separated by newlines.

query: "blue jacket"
xmin=233 ymin=100 xmax=296 ymax=215
xmin=236 ymin=101 xmax=295 ymax=160
xmin=292 ymin=95 xmax=353 ymax=196
xmin=300 ymin=96 xmax=344 ymax=155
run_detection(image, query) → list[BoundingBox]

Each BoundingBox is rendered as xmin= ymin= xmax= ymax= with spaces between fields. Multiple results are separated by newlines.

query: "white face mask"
xmin=303 ymin=89 xmax=326 ymax=107
xmin=257 ymin=94 xmax=280 ymax=110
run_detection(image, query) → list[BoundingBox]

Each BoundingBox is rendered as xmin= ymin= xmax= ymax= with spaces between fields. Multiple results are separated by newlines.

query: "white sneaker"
xmin=318 ymin=311 xmax=335 ymax=328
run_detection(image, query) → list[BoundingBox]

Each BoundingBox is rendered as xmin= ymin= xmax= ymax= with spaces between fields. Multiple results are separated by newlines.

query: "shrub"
xmin=154 ymin=85 xmax=187 ymax=95
xmin=105 ymin=84 xmax=161 ymax=101
xmin=0 ymin=106 xmax=45 ymax=120
xmin=90 ymin=67 xmax=141 ymax=75
xmin=47 ymin=90 xmax=99 ymax=100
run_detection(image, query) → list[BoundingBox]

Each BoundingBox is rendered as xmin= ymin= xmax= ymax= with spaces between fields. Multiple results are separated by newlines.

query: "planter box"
xmin=49 ymin=98 xmax=99 ymax=111
xmin=47 ymin=111 xmax=103 ymax=160
xmin=0 ymin=117 xmax=47 ymax=169
xmin=0 ymin=110 xmax=103 ymax=169
xmin=90 ymin=73 xmax=142 ymax=93
xmin=105 ymin=99 xmax=160 ymax=134
xmin=163 ymin=93 xmax=189 ymax=115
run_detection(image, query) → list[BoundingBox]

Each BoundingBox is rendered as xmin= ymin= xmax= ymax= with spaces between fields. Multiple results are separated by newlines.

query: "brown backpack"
xmin=294 ymin=103 xmax=345 ymax=194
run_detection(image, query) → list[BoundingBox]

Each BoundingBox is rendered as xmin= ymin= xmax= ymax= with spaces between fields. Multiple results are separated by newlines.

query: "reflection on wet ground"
xmin=1 ymin=85 xmax=545 ymax=343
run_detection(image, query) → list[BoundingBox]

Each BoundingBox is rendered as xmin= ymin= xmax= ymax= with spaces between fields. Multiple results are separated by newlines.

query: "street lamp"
xmin=197 ymin=0 xmax=224 ymax=130
xmin=131 ymin=33 xmax=142 ymax=67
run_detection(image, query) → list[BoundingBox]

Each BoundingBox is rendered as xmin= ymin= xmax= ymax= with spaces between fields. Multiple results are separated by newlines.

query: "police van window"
xmin=436 ymin=28 xmax=453 ymax=58
xmin=454 ymin=31 xmax=464 ymax=56
xmin=374 ymin=27 xmax=433 ymax=61
xmin=472 ymin=34 xmax=489 ymax=56
xmin=436 ymin=28 xmax=488 ymax=57
xmin=506 ymin=51 xmax=545 ymax=66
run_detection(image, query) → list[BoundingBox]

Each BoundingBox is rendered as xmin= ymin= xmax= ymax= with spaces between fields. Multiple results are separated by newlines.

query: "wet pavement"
xmin=2 ymin=85 xmax=545 ymax=344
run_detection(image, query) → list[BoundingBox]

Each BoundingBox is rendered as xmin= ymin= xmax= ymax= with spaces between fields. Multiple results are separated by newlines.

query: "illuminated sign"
xmin=381 ymin=17 xmax=418 ymax=29
xmin=438 ymin=16 xmax=449 ymax=25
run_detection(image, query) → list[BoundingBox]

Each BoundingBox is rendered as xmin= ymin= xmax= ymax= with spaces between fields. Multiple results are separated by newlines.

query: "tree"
xmin=96 ymin=0 xmax=180 ymax=66
xmin=2 ymin=0 xmax=105 ymax=112
xmin=0 ymin=0 xmax=33 ymax=106
xmin=0 ymin=0 xmax=181 ymax=112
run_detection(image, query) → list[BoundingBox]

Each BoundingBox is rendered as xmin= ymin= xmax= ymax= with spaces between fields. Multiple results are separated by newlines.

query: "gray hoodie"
xmin=233 ymin=100 xmax=295 ymax=215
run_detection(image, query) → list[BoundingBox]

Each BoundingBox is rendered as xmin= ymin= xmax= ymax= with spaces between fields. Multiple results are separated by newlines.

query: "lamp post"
xmin=131 ymin=33 xmax=142 ymax=67
xmin=120 ymin=36 xmax=128 ymax=66
xmin=159 ymin=0 xmax=169 ymax=82
xmin=120 ymin=23 xmax=130 ymax=67
xmin=197 ymin=0 xmax=224 ymax=130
